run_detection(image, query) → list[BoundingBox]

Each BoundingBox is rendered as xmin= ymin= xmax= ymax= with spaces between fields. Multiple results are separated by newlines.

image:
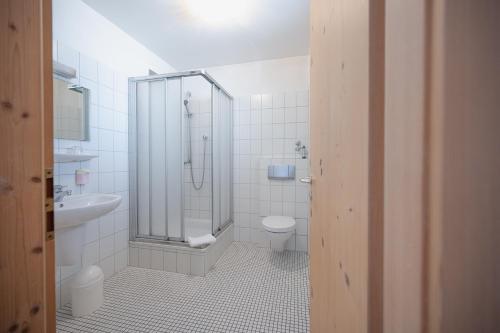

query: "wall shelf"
xmin=54 ymin=152 xmax=98 ymax=163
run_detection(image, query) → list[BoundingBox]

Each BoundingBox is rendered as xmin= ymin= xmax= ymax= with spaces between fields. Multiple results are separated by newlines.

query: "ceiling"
xmin=82 ymin=0 xmax=309 ymax=70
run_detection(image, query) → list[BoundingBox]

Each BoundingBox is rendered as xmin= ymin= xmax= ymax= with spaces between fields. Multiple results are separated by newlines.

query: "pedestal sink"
xmin=55 ymin=193 xmax=121 ymax=266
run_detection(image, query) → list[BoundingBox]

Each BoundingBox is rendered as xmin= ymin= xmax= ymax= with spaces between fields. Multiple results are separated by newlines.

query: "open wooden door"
xmin=309 ymin=0 xmax=384 ymax=332
xmin=310 ymin=0 xmax=500 ymax=332
xmin=0 ymin=0 xmax=55 ymax=331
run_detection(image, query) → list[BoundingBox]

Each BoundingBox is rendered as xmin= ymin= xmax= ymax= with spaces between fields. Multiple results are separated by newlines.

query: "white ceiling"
xmin=82 ymin=0 xmax=309 ymax=70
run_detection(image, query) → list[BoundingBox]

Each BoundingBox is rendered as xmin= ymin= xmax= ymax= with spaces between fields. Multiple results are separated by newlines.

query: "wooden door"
xmin=309 ymin=0 xmax=384 ymax=332
xmin=0 ymin=0 xmax=55 ymax=332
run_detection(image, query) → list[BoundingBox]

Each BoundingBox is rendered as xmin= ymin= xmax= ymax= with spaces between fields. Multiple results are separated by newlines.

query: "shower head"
xmin=183 ymin=91 xmax=192 ymax=106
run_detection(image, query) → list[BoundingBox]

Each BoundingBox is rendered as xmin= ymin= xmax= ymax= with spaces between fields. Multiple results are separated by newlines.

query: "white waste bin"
xmin=71 ymin=265 xmax=104 ymax=317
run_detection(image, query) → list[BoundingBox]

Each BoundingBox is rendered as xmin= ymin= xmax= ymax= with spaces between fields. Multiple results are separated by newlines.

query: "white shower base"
xmin=129 ymin=223 xmax=234 ymax=276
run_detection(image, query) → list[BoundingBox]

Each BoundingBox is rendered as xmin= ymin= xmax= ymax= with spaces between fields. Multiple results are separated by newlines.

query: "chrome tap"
xmin=54 ymin=185 xmax=72 ymax=203
xmin=295 ymin=140 xmax=308 ymax=159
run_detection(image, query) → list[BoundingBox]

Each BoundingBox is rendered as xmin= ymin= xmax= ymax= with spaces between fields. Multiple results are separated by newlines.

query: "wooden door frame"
xmin=1 ymin=0 xmax=55 ymax=331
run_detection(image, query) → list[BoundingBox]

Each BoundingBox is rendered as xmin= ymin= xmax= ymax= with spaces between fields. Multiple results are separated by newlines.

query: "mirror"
xmin=53 ymin=78 xmax=90 ymax=141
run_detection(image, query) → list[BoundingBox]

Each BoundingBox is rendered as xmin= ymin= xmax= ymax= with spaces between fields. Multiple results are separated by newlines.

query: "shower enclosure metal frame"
xmin=128 ymin=70 xmax=233 ymax=244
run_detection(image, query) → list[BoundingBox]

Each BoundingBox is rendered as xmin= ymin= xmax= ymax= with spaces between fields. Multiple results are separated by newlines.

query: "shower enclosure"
xmin=129 ymin=71 xmax=233 ymax=244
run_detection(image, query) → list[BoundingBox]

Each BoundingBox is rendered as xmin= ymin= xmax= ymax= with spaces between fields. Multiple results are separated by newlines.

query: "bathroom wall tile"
xmin=99 ymin=234 xmax=115 ymax=260
xmin=261 ymin=94 xmax=273 ymax=109
xmin=114 ymin=112 xmax=128 ymax=133
xmin=52 ymin=39 xmax=58 ymax=61
xmin=272 ymin=93 xmax=285 ymax=108
xmin=239 ymin=227 xmax=251 ymax=242
xmin=115 ymin=92 xmax=128 ymax=114
xmin=176 ymin=252 xmax=190 ymax=274
xmin=61 ymin=263 xmax=81 ymax=280
xmin=285 ymin=234 xmax=296 ymax=251
xmin=60 ymin=277 xmax=73 ymax=307
xmin=114 ymin=152 xmax=128 ymax=172
xmin=100 ymin=255 xmax=115 ymax=279
xmin=233 ymin=91 xmax=310 ymax=251
xmin=297 ymin=91 xmax=309 ymax=107
xmin=99 ymin=86 xmax=114 ymax=111
xmin=84 ymin=219 xmax=99 ymax=244
xmin=59 ymin=162 xmax=80 ymax=175
xmin=296 ymin=235 xmax=308 ymax=252
xmin=250 ymin=94 xmax=262 ymax=110
xmin=190 ymin=255 xmax=205 ymax=276
xmin=98 ymin=64 xmax=114 ymax=89
xmin=129 ymin=247 xmax=139 ymax=266
xmin=115 ymin=249 xmax=128 ymax=272
xmin=55 ymin=283 xmax=61 ymax=309
xmin=114 ymin=209 xmax=129 ymax=232
xmin=138 ymin=248 xmax=151 ymax=269
xmin=114 ymin=172 xmax=129 ymax=192
xmin=285 ymin=92 xmax=297 ymax=108
xmin=98 ymin=129 xmax=114 ymax=151
xmin=114 ymin=73 xmax=128 ymax=94
xmin=79 ymin=53 xmax=98 ymax=82
xmin=57 ymin=43 xmax=79 ymax=79
xmin=113 ymin=132 xmax=128 ymax=152
xmin=296 ymin=218 xmax=309 ymax=236
xmin=238 ymin=96 xmax=251 ymax=110
xmin=82 ymin=241 xmax=99 ymax=267
xmin=99 ymin=173 xmax=114 ymax=193
xmin=151 ymin=250 xmax=164 ymax=270
xmin=115 ymin=229 xmax=129 ymax=252
xmin=164 ymin=251 xmax=177 ymax=272
xmin=99 ymin=213 xmax=115 ymax=238
xmin=99 ymin=107 xmax=114 ymax=130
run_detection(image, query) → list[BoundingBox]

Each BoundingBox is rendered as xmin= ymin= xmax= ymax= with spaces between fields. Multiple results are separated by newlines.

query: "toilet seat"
xmin=262 ymin=216 xmax=296 ymax=233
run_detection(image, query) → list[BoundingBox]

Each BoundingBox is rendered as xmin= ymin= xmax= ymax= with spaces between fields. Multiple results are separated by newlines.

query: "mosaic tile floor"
xmin=57 ymin=242 xmax=310 ymax=333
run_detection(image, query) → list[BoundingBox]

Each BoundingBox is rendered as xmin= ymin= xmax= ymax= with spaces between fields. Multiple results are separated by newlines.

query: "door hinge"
xmin=45 ymin=168 xmax=54 ymax=241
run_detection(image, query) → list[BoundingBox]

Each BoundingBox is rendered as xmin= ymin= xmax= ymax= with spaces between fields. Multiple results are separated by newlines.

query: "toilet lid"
xmin=262 ymin=216 xmax=296 ymax=233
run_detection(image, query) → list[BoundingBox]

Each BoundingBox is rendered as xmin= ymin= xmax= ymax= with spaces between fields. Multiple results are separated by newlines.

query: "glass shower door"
xmin=132 ymin=78 xmax=183 ymax=240
xmin=212 ymin=86 xmax=233 ymax=234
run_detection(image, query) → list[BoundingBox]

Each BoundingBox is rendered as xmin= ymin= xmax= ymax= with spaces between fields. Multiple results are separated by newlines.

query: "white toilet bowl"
xmin=262 ymin=216 xmax=296 ymax=251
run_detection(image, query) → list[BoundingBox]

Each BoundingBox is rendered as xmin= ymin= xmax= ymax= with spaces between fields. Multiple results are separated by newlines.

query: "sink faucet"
xmin=54 ymin=185 xmax=72 ymax=203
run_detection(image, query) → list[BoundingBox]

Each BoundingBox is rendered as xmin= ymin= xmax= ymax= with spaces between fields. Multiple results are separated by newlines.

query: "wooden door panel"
xmin=0 ymin=0 xmax=54 ymax=331
xmin=309 ymin=0 xmax=384 ymax=332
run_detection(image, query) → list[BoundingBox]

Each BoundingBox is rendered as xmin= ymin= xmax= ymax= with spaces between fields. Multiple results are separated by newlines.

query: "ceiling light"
xmin=185 ymin=0 xmax=252 ymax=26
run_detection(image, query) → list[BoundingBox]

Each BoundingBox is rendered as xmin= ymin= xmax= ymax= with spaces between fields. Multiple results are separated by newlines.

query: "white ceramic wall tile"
xmin=138 ymin=248 xmax=152 ymax=269
xmin=54 ymin=41 xmax=131 ymax=309
xmin=151 ymin=250 xmax=164 ymax=270
xmin=176 ymin=253 xmax=190 ymax=274
xmin=233 ymin=91 xmax=310 ymax=252
xmin=163 ymin=251 xmax=177 ymax=272
xmin=99 ymin=235 xmax=115 ymax=260
xmin=100 ymin=255 xmax=115 ymax=279
xmin=79 ymin=53 xmax=98 ymax=82
xmin=82 ymin=241 xmax=99 ymax=267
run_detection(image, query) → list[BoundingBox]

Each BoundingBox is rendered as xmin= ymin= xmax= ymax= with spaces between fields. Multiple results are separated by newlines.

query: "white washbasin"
xmin=55 ymin=193 xmax=122 ymax=230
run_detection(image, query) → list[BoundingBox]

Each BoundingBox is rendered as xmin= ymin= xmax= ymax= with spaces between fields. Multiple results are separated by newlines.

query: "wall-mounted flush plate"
xmin=268 ymin=165 xmax=296 ymax=180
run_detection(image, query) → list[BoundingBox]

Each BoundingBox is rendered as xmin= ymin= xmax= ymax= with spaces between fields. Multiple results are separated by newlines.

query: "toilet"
xmin=262 ymin=216 xmax=296 ymax=251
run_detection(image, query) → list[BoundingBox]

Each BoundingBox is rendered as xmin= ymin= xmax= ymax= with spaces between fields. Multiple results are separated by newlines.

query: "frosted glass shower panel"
xmin=212 ymin=87 xmax=232 ymax=233
xmin=136 ymin=81 xmax=150 ymax=236
xmin=220 ymin=92 xmax=232 ymax=226
xmin=149 ymin=80 xmax=167 ymax=237
xmin=134 ymin=78 xmax=183 ymax=239
xmin=212 ymin=86 xmax=221 ymax=232
xmin=166 ymin=78 xmax=183 ymax=239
